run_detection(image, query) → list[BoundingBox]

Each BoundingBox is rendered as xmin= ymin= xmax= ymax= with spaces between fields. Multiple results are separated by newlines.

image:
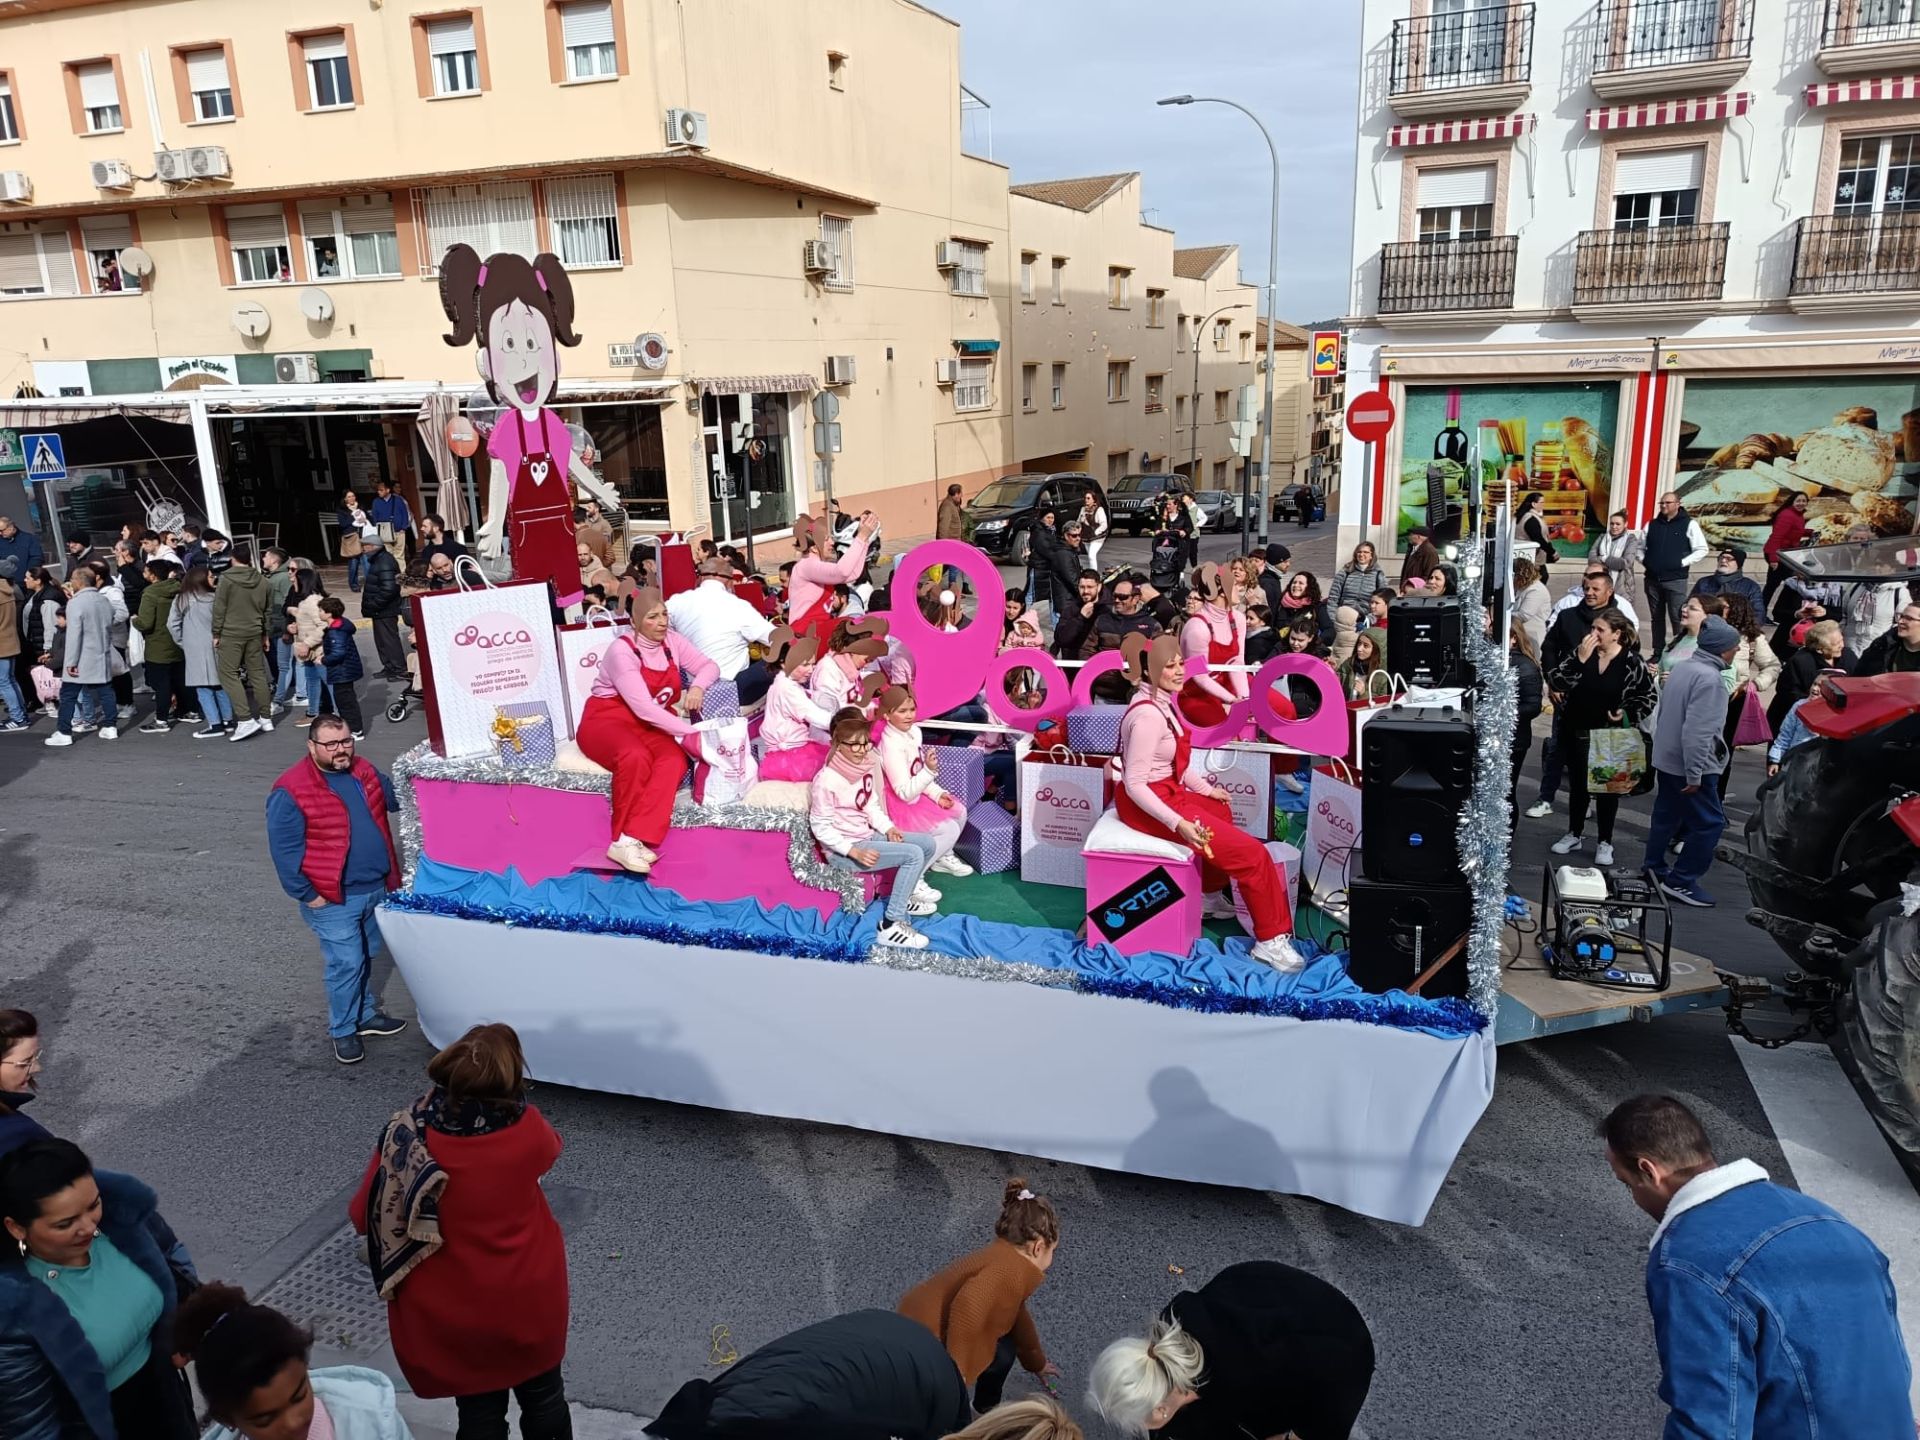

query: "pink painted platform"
xmin=412 ymin=776 xmax=868 ymax=918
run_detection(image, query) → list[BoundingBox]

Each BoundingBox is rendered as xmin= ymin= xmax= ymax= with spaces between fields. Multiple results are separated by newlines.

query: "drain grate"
xmin=256 ymin=1225 xmax=392 ymax=1358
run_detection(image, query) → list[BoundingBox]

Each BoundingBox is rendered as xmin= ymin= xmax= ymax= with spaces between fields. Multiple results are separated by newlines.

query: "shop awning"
xmin=1386 ymin=114 xmax=1536 ymax=148
xmin=693 ymin=374 xmax=818 ymax=396
xmin=1805 ymin=75 xmax=1920 ymax=107
xmin=1585 ymin=92 xmax=1751 ymax=130
xmin=0 ymin=378 xmax=678 ymax=423
xmin=954 ymin=339 xmax=1001 ymax=354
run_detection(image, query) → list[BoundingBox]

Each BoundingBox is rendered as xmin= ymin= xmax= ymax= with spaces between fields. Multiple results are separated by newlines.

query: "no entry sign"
xmin=1346 ymin=391 xmax=1396 ymax=445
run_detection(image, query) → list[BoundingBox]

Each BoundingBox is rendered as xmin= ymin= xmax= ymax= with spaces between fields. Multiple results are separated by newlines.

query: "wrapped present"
xmin=698 ymin=677 xmax=741 ymax=722
xmin=1066 ymin=704 xmax=1125 ymax=755
xmin=492 ymin=700 xmax=556 ymax=767
xmin=957 ymin=799 xmax=1018 ymax=874
xmin=929 ymin=744 xmax=987 ymax=808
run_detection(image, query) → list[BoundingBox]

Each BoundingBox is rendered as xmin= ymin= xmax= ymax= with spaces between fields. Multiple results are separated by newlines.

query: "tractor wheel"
xmin=1840 ymin=885 xmax=1920 ymax=1163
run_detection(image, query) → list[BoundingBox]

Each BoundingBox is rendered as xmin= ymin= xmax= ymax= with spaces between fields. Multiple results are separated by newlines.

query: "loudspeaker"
xmin=1345 ymin=875 xmax=1472 ymax=999
xmin=1361 ymin=705 xmax=1474 ymax=885
xmin=1387 ymin=596 xmax=1463 ymax=689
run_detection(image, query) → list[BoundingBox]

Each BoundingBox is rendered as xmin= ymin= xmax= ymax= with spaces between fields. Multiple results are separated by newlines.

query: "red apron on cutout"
xmin=507 ymin=410 xmax=581 ymax=606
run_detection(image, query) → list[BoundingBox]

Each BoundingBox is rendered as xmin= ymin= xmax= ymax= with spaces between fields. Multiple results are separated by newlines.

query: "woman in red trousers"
xmin=351 ymin=1022 xmax=572 ymax=1438
xmin=576 ymin=586 xmax=718 ymax=875
xmin=1116 ymin=633 xmax=1301 ymax=972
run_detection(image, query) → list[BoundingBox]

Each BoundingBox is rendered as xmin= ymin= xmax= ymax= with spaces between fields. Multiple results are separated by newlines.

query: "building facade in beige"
xmin=1169 ymin=244 xmax=1261 ymax=496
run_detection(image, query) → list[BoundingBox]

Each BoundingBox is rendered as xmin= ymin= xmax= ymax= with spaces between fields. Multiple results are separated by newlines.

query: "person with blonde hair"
xmin=941 ymin=1396 xmax=1082 ymax=1440
xmin=900 ymin=1179 xmax=1063 ymax=1412
xmin=1088 ymin=1261 xmax=1374 ymax=1440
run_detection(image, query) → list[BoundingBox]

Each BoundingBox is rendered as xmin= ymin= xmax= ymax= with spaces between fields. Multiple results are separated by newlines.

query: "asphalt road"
xmin=0 ymin=516 xmax=1877 ymax=1436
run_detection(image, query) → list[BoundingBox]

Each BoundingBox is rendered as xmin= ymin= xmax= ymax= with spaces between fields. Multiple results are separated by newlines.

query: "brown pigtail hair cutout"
xmin=766 ymin=627 xmax=819 ymax=676
xmin=1120 ymin=632 xmax=1152 ymax=688
xmin=437 ymin=244 xmax=485 ymax=346
xmin=844 ymin=614 xmax=891 ymax=660
xmin=861 ymin=673 xmax=894 ymax=705
xmin=531 ymin=253 xmax=581 ymax=347
xmin=1191 ymin=562 xmax=1226 ymax=603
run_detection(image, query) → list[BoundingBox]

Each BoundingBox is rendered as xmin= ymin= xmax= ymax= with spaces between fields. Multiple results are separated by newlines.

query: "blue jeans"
xmin=197 ymin=685 xmax=235 ymax=725
xmin=302 ymin=662 xmax=328 ymax=716
xmin=828 ymin=831 xmax=937 ymax=923
xmin=55 ymin=681 xmax=114 ymax=733
xmin=984 ymin=749 xmax=1016 ymax=804
xmin=346 ymin=553 xmax=364 ymax=590
xmin=272 ymin=636 xmax=298 ymax=702
xmin=297 ymin=889 xmax=386 ymax=1038
xmin=1643 ymin=768 xmax=1726 ymax=885
xmin=0 ymin=664 xmax=25 ymax=723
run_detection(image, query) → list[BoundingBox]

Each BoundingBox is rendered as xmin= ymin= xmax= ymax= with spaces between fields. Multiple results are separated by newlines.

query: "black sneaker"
xmin=191 ymin=724 xmax=225 ymax=740
xmin=137 ymin=718 xmax=172 ymax=735
xmin=357 ymin=1013 xmax=408 ymax=1037
xmin=333 ymin=1035 xmax=366 ymax=1065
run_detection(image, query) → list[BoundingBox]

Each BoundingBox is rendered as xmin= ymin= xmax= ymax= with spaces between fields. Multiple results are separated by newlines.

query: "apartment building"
xmin=1339 ymin=0 xmax=1920 ymax=567
xmin=0 ymin=0 xmax=1012 ymax=558
xmin=1170 ymin=244 xmax=1265 ymax=494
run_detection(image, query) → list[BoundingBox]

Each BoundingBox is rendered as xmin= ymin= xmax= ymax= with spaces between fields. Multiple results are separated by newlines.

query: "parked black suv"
xmin=964 ymin=472 xmax=1097 ymax=564
xmin=1106 ymin=472 xmax=1185 ymax=535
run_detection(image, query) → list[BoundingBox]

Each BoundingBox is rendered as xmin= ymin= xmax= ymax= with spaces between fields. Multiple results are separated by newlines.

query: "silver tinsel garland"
xmin=1457 ymin=622 xmax=1515 ymax=1020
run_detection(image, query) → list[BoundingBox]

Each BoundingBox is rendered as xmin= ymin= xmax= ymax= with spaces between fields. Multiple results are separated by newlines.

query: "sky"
xmin=936 ymin=0 xmax=1363 ymax=325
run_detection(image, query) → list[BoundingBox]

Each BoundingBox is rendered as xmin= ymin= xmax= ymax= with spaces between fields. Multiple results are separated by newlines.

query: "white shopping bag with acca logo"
xmin=1302 ymin=759 xmax=1362 ymax=907
xmin=555 ymin=607 xmax=632 ymax=730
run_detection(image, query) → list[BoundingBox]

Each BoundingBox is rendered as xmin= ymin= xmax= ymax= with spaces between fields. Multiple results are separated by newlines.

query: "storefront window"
xmin=701 ymin=391 xmax=796 ymax=546
xmin=562 ymin=402 xmax=667 ymax=540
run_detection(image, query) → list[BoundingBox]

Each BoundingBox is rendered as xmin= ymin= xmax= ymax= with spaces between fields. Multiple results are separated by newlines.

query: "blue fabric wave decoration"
xmin=390 ymin=859 xmax=1485 ymax=1040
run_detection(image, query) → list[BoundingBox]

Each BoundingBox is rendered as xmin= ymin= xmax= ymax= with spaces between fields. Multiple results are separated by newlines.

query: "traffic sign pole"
xmin=811 ymin=391 xmax=841 ymax=516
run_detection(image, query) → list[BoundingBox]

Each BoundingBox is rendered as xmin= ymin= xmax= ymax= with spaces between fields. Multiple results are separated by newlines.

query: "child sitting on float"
xmin=758 ymin=628 xmax=836 ymax=783
xmin=810 ymin=706 xmax=940 ymax=951
xmin=872 ymin=683 xmax=972 ymax=879
xmin=810 ymin=615 xmax=889 ymax=714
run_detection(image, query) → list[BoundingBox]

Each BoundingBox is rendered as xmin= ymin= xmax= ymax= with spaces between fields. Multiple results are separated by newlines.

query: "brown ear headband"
xmin=861 ymin=673 xmax=895 ymax=706
xmin=843 ymin=614 xmax=890 ymax=660
xmin=1190 ymin=562 xmax=1227 ymax=602
xmin=1121 ymin=632 xmax=1184 ymax=686
xmin=766 ymin=626 xmax=820 ymax=675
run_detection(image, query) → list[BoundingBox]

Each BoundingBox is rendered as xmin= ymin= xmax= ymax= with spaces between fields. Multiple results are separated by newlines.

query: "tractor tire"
xmin=1840 ymin=888 xmax=1920 ymax=1163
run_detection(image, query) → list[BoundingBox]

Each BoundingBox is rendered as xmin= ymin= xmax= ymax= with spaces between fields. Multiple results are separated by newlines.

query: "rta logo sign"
xmin=454 ymin=624 xmax=534 ymax=649
xmin=1033 ymin=785 xmax=1091 ymax=811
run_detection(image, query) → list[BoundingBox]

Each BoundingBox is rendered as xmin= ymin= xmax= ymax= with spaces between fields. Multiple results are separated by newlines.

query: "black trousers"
xmin=148 ymin=659 xmax=184 ymax=722
xmin=453 ymin=1364 xmax=572 ymax=1440
xmin=973 ymin=1334 xmax=1019 ymax=1413
xmin=371 ymin=615 xmax=408 ymax=678
xmin=331 ymin=680 xmax=364 ymax=733
xmin=109 ymin=1355 xmax=197 ymax=1440
xmin=1564 ymin=729 xmax=1621 ymax=843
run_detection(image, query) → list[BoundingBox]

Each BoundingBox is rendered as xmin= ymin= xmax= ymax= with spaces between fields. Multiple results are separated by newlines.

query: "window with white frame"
xmin=0 ymin=222 xmax=80 ymax=297
xmin=560 ymin=0 xmax=617 ymax=80
xmin=226 ymin=203 xmax=291 ymax=284
xmin=304 ymin=32 xmax=354 ymax=109
xmin=1416 ymin=163 xmax=1495 ymax=241
xmin=1612 ymin=145 xmax=1704 ymax=229
xmin=1146 ymin=288 xmax=1166 ymax=326
xmin=1021 ymin=364 xmax=1036 ymax=410
xmin=427 ymin=15 xmax=481 ymax=96
xmin=1107 ymin=362 xmax=1130 ymax=402
xmin=1107 ymin=266 xmax=1130 ymax=307
xmin=948 ymin=239 xmax=987 ymax=296
xmin=75 ymin=62 xmax=121 ymax=132
xmin=1050 ymin=362 xmax=1065 ymax=408
xmin=185 ymin=47 xmax=233 ymax=121
xmin=1835 ymin=131 xmax=1920 ymax=216
xmin=1020 ymin=251 xmax=1035 ymax=302
xmin=545 ymin=174 xmax=621 ymax=268
xmin=1213 ymin=319 xmax=1231 ymax=350
xmin=1050 ymin=255 xmax=1065 ymax=303
xmin=80 ymin=215 xmax=136 ymax=293
xmin=413 ymin=180 xmax=537 ymax=273
xmin=954 ymin=357 xmax=992 ymax=411
xmin=299 ymin=195 xmax=400 ymax=280
xmin=0 ymin=77 xmax=16 ymax=144
xmin=1145 ymin=373 xmax=1164 ymax=411
xmin=819 ymin=213 xmax=853 ymax=289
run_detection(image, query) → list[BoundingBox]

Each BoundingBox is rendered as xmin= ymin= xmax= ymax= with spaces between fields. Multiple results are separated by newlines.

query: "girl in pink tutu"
xmin=809 ymin=618 xmax=887 ymax=714
xmin=759 ymin=628 xmax=836 ymax=782
xmin=873 ymin=683 xmax=971 ymax=877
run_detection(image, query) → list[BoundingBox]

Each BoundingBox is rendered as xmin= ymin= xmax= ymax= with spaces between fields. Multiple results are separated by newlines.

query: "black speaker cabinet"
xmin=1361 ymin=705 xmax=1474 ymax=885
xmin=1387 ymin=595 xmax=1463 ymax=689
xmin=1345 ymin=876 xmax=1472 ymax=999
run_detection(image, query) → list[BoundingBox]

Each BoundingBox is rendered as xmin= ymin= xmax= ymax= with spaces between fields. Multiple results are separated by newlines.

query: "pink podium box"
xmin=1082 ymin=812 xmax=1202 ymax=957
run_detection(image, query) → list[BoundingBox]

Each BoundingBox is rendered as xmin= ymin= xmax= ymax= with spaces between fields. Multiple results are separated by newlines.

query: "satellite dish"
xmin=231 ymin=301 xmax=271 ymax=339
xmin=635 ymin=333 xmax=669 ymax=372
xmin=299 ymin=287 xmax=334 ymax=322
xmin=117 ymin=246 xmax=154 ymax=279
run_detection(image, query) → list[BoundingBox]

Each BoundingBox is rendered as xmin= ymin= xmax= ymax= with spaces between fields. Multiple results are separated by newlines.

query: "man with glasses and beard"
xmin=1857 ymin=602 xmax=1920 ymax=676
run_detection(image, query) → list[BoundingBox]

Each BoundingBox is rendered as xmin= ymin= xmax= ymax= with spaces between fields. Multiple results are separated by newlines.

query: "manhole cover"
xmin=256 ymin=1225 xmax=391 ymax=1358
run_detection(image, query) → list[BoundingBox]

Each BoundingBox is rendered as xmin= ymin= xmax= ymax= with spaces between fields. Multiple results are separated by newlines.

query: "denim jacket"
xmin=1647 ymin=1159 xmax=1914 ymax=1439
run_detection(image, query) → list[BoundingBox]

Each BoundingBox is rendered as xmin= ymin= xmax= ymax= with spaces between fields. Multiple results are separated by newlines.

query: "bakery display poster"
xmin=1397 ymin=382 xmax=1619 ymax=559
xmin=1671 ymin=376 xmax=1920 ymax=550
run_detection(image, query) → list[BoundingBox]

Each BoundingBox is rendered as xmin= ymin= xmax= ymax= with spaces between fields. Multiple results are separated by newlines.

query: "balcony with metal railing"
xmin=1818 ymin=0 xmax=1920 ymax=75
xmin=1790 ymin=211 xmax=1920 ymax=311
xmin=1572 ymin=222 xmax=1729 ymax=314
xmin=1378 ymin=235 xmax=1519 ymax=317
xmin=1389 ymin=4 xmax=1534 ymax=118
xmin=1592 ymin=0 xmax=1754 ymax=99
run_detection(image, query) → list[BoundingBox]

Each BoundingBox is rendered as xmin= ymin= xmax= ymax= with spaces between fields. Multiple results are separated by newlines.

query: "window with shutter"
xmin=185 ymin=47 xmax=233 ymax=121
xmin=81 ymin=215 xmax=134 ymax=293
xmin=544 ymin=174 xmax=621 ymax=268
xmin=954 ymin=358 xmax=992 ymax=412
xmin=0 ymin=77 xmax=17 ymax=145
xmin=227 ymin=203 xmax=291 ymax=284
xmin=413 ymin=181 xmax=537 ymax=274
xmin=561 ymin=0 xmax=618 ymax=80
xmin=304 ymin=33 xmax=354 ymax=109
xmin=1612 ymin=146 xmax=1705 ymax=229
xmin=948 ymin=240 xmax=988 ymax=297
xmin=427 ymin=15 xmax=481 ymax=95
xmin=300 ymin=196 xmax=399 ymax=280
xmin=0 ymin=224 xmax=78 ymax=298
xmin=76 ymin=62 xmax=121 ymax=132
xmin=1416 ymin=163 xmax=1496 ymax=242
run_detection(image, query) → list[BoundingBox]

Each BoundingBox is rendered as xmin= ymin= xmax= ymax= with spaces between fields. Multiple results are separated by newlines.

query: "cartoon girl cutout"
xmin=438 ymin=244 xmax=623 ymax=615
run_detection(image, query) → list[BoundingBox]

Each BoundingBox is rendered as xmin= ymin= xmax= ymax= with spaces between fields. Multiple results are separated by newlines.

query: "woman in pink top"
xmin=575 ymin=587 xmax=718 ymax=874
xmin=1114 ymin=633 xmax=1301 ymax=971
xmin=787 ymin=510 xmax=879 ymax=650
xmin=1178 ymin=563 xmax=1249 ymax=729
xmin=759 ymin=629 xmax=835 ymax=782
xmin=809 ymin=707 xmax=939 ymax=950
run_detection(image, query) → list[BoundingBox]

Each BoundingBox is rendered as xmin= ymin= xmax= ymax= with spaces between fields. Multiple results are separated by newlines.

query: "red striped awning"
xmin=1586 ymin=92 xmax=1752 ymax=130
xmin=1805 ymin=75 xmax=1920 ymax=107
xmin=1386 ymin=114 xmax=1537 ymax=148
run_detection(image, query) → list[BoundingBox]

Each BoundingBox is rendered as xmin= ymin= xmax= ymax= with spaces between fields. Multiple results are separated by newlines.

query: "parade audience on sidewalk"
xmin=0 ymin=1009 xmax=48 ymax=1160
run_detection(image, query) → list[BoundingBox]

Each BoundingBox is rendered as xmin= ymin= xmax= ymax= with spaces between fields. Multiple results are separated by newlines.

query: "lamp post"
xmin=1158 ymin=93 xmax=1281 ymax=546
xmin=1188 ymin=302 xmax=1248 ymax=494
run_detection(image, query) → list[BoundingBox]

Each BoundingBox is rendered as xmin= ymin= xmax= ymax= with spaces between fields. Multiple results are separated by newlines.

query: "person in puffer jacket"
xmin=319 ymin=596 xmax=366 ymax=736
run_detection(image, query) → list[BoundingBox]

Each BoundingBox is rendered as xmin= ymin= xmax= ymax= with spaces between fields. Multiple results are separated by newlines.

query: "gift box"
xmin=957 ymin=799 xmax=1018 ymax=874
xmin=929 ymin=744 xmax=987 ymax=808
xmin=698 ymin=677 xmax=741 ymax=722
xmin=492 ymin=700 xmax=556 ymax=767
xmin=1066 ymin=704 xmax=1125 ymax=755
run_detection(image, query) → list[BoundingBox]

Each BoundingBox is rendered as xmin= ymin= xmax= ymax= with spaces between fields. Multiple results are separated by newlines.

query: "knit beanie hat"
xmin=1696 ymin=615 xmax=1739 ymax=654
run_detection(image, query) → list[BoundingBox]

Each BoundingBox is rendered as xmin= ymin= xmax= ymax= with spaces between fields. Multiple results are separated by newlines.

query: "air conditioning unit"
xmin=933 ymin=240 xmax=963 ymax=270
xmin=90 ymin=159 xmax=134 ymax=190
xmin=801 ymin=240 xmax=835 ymax=275
xmin=665 ymin=107 xmax=709 ymax=150
xmin=274 ymin=353 xmax=321 ymax=384
xmin=0 ymin=171 xmax=33 ymax=204
xmin=186 ymin=145 xmax=231 ymax=179
xmin=825 ymin=355 xmax=856 ymax=385
xmin=153 ymin=149 xmax=188 ymax=182
xmin=934 ymin=358 xmax=959 ymax=385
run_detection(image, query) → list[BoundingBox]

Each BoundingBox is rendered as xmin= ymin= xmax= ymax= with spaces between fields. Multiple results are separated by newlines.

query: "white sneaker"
xmin=43 ymin=731 xmax=73 ymax=748
xmin=606 ymin=838 xmax=652 ymax=874
xmin=911 ymin=880 xmax=942 ymax=905
xmin=877 ymin=920 xmax=930 ymax=949
xmin=905 ymin=895 xmax=937 ymax=916
xmin=97 ymin=726 xmax=118 ymax=741
xmin=1525 ymin=800 xmax=1553 ymax=819
xmin=927 ymin=852 xmax=973 ymax=877
xmin=257 ymin=716 xmax=275 ymax=733
xmin=229 ymin=719 xmax=262 ymax=742
xmin=1550 ymin=832 xmax=1584 ymax=854
xmin=1595 ymin=842 xmax=1615 ymax=867
xmin=1202 ymin=890 xmax=1237 ymax=920
xmin=1278 ymin=773 xmax=1306 ymax=794
xmin=1251 ymin=935 xmax=1307 ymax=972
xmin=115 ymin=706 xmax=134 ymax=726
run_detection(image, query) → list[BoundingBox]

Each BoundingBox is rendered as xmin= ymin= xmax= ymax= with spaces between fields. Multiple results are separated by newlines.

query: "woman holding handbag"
xmin=1719 ymin=594 xmax=1779 ymax=801
xmin=1546 ymin=608 xmax=1657 ymax=868
xmin=336 ymin=490 xmax=372 ymax=594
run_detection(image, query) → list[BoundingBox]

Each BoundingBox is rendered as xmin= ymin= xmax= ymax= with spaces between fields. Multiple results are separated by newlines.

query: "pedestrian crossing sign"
xmin=22 ymin=433 xmax=65 ymax=481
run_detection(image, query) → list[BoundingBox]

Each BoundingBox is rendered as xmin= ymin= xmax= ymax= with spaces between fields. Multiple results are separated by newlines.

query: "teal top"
xmin=32 ymin=1232 xmax=164 ymax=1389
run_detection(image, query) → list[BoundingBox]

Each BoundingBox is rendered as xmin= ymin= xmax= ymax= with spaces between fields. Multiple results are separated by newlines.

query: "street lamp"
xmin=1187 ymin=301 xmax=1248 ymax=524
xmin=1158 ymin=93 xmax=1281 ymax=546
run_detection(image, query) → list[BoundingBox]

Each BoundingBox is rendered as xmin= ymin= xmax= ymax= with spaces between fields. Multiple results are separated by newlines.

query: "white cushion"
xmin=744 ymin=778 xmax=810 ymax=811
xmin=553 ymin=740 xmax=610 ymax=777
xmin=1084 ymin=808 xmax=1191 ymax=863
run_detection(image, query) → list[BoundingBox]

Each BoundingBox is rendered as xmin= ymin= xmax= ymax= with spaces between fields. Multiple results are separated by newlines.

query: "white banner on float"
xmin=413 ymin=579 xmax=574 ymax=759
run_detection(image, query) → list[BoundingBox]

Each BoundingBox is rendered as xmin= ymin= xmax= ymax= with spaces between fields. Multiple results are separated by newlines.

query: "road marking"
xmin=1735 ymin=1040 xmax=1920 ymax=1409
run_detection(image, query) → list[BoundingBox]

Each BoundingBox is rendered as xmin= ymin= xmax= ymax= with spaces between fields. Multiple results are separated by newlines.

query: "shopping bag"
xmin=555 ymin=607 xmax=631 ymax=730
xmin=29 ymin=664 xmax=59 ymax=703
xmin=690 ymin=718 xmax=759 ymax=806
xmin=1303 ymin=760 xmax=1361 ymax=907
xmin=1195 ymin=746 xmax=1273 ymax=839
xmin=1018 ymin=745 xmax=1112 ymax=887
xmin=338 ymin=530 xmax=364 ymax=559
xmin=127 ymin=625 xmax=145 ymax=671
xmin=1586 ymin=726 xmax=1647 ymax=796
xmin=1348 ymin=669 xmax=1405 ymax=767
xmin=411 ymin=571 xmax=569 ymax=759
xmin=1732 ymin=686 xmax=1772 ymax=748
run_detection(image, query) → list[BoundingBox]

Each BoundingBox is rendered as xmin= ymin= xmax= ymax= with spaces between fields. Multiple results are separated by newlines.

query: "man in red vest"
xmin=266 ymin=714 xmax=408 ymax=1065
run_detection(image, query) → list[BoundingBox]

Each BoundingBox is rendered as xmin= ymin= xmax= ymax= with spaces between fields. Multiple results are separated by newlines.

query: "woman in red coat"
xmin=1763 ymin=492 xmax=1809 ymax=606
xmin=351 ymin=1022 xmax=571 ymax=1437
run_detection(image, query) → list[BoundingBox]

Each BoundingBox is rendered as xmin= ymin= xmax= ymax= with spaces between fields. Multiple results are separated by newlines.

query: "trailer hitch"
xmin=1718 ymin=967 xmax=1843 ymax=1049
